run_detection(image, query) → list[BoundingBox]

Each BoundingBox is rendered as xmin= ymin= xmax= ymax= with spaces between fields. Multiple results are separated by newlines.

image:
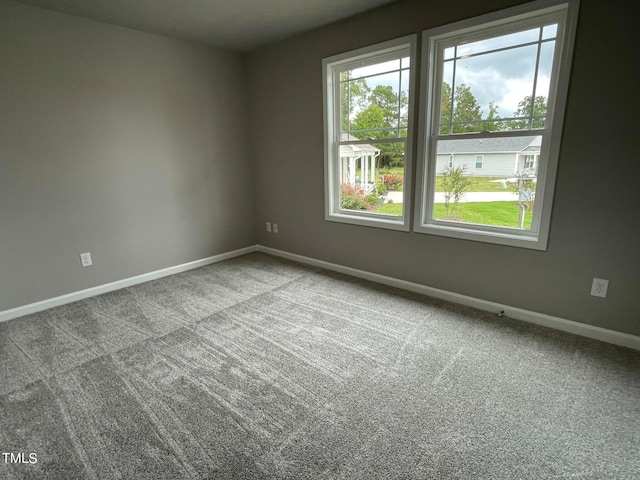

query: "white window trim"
xmin=414 ymin=0 xmax=579 ymax=250
xmin=323 ymin=35 xmax=417 ymax=232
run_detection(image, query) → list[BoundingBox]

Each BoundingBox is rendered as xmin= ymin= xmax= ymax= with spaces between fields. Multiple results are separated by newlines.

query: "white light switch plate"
xmin=80 ymin=252 xmax=93 ymax=267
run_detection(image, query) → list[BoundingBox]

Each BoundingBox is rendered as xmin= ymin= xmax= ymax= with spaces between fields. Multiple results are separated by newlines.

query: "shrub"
xmin=382 ymin=174 xmax=404 ymax=190
xmin=341 ymin=184 xmax=377 ymax=210
xmin=441 ymin=165 xmax=472 ymax=217
xmin=376 ymin=182 xmax=388 ymax=196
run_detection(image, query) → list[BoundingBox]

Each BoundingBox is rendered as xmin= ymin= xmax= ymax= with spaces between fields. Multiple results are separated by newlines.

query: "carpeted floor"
xmin=1 ymin=252 xmax=639 ymax=479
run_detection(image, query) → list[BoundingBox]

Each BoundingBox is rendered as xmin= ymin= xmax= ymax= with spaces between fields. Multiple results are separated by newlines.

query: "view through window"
xmin=430 ymin=20 xmax=559 ymax=230
xmin=323 ymin=0 xmax=577 ymax=247
xmin=338 ymin=54 xmax=411 ymax=217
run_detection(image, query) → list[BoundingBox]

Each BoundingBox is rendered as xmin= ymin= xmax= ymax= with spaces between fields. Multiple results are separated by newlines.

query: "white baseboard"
xmin=3 ymin=243 xmax=638 ymax=351
xmin=257 ymin=245 xmax=640 ymax=351
xmin=0 ymin=245 xmax=258 ymax=323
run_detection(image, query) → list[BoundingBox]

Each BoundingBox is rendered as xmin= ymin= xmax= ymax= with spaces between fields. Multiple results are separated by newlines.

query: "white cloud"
xmin=498 ymin=76 xmax=550 ymax=115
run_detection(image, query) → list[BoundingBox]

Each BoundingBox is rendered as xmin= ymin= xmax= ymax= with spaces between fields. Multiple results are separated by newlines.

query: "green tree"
xmin=440 ymin=82 xmax=453 ymax=132
xmin=506 ymin=95 xmax=547 ymax=130
xmin=369 ymin=85 xmax=405 ymax=128
xmin=440 ymin=83 xmax=489 ymax=134
xmin=453 ymin=84 xmax=482 ymax=133
xmin=484 ymin=101 xmax=501 ymax=131
xmin=350 ymin=83 xmax=408 ymax=168
xmin=351 ymin=104 xmax=387 ymax=139
xmin=340 ymin=74 xmax=370 ymax=133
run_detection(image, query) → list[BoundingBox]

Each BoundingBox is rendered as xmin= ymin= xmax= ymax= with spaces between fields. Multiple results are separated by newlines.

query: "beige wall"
xmin=0 ymin=1 xmax=255 ymax=311
xmin=247 ymin=0 xmax=640 ymax=336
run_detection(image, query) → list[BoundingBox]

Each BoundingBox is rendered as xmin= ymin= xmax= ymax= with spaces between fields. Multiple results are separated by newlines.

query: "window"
xmin=415 ymin=0 xmax=578 ymax=249
xmin=524 ymin=154 xmax=536 ymax=169
xmin=448 ymin=154 xmax=454 ymax=167
xmin=323 ymin=36 xmax=416 ymax=231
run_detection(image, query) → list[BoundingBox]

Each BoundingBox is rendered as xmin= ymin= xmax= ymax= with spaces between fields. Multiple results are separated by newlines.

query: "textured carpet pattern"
xmin=1 ymin=252 xmax=639 ymax=479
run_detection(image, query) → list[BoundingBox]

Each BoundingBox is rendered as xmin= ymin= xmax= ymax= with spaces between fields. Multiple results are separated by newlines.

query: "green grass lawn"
xmin=375 ymin=201 xmax=533 ymax=229
xmin=356 ymin=165 xmax=511 ymax=194
xmin=375 ymin=202 xmax=403 ymax=216
xmin=352 ymin=169 xmax=531 ymax=227
xmin=375 ymin=203 xmax=403 ymax=215
xmin=435 ymin=176 xmax=508 ymax=192
xmin=369 ymin=169 xmax=510 ymax=192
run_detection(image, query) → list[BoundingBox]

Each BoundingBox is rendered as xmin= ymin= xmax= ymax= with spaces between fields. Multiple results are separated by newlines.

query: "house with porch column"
xmin=436 ymin=135 xmax=542 ymax=177
xmin=339 ymin=133 xmax=381 ymax=193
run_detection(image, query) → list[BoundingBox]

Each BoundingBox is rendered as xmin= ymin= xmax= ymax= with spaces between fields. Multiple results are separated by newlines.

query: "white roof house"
xmin=437 ymin=135 xmax=542 ymax=177
xmin=339 ymin=133 xmax=380 ymax=192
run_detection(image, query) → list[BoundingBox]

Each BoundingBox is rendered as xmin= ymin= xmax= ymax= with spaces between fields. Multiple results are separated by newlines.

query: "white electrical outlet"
xmin=266 ymin=221 xmax=271 ymax=233
xmin=590 ymin=278 xmax=609 ymax=298
xmin=272 ymin=223 xmax=278 ymax=234
xmin=80 ymin=252 xmax=93 ymax=267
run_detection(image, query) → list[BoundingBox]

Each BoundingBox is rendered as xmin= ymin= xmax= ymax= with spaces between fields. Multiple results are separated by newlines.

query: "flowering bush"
xmin=382 ymin=174 xmax=404 ymax=190
xmin=341 ymin=184 xmax=377 ymax=210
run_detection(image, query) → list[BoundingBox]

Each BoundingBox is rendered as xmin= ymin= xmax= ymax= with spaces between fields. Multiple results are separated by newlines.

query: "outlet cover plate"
xmin=590 ymin=278 xmax=608 ymax=298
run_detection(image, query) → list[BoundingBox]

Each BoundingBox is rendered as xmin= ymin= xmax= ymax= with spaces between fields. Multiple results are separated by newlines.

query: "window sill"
xmin=326 ymin=211 xmax=410 ymax=232
xmin=414 ymin=221 xmax=548 ymax=250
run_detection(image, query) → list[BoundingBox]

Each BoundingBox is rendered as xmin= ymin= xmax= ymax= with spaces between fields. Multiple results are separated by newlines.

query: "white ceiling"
xmin=13 ymin=0 xmax=399 ymax=52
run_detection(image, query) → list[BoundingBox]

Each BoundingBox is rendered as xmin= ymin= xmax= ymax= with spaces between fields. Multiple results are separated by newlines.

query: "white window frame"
xmin=323 ymin=36 xmax=416 ymax=231
xmin=475 ymin=155 xmax=484 ymax=169
xmin=415 ymin=0 xmax=579 ymax=250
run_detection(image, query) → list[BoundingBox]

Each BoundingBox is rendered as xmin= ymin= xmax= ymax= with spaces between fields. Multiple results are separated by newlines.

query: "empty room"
xmin=1 ymin=0 xmax=639 ymax=478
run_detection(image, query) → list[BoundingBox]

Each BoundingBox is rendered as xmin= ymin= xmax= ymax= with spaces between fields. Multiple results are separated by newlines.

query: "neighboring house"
xmin=339 ymin=133 xmax=381 ymax=192
xmin=339 ymin=134 xmax=539 ymax=190
xmin=437 ymin=135 xmax=541 ymax=177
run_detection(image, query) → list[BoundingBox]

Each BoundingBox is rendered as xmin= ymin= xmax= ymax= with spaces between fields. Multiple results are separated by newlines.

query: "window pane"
xmin=439 ymin=62 xmax=455 ymax=134
xmin=340 ymin=71 xmax=369 ymax=134
xmin=346 ymin=129 xmax=404 ymax=142
xmin=456 ymin=28 xmax=540 ymax=57
xmin=529 ymin=41 xmax=556 ymax=128
xmin=350 ymin=59 xmax=401 ymax=79
xmin=440 ymin=44 xmax=538 ymax=133
xmin=339 ymin=140 xmax=405 ymax=217
xmin=444 ymin=47 xmax=455 ymax=60
xmin=437 ymin=22 xmax=561 ymax=135
xmin=542 ymin=24 xmax=558 ymax=39
xmin=432 ymin=136 xmax=541 ymax=229
xmin=341 ymin=59 xmax=410 ymax=138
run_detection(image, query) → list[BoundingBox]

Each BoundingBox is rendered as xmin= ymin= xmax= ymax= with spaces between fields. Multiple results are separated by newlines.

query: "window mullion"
xmin=448 ymin=47 xmax=457 ymax=134
xmin=397 ymin=67 xmax=403 ymax=137
xmin=346 ymin=71 xmax=352 ymax=135
xmin=529 ymin=27 xmax=544 ymax=129
xmin=435 ymin=130 xmax=541 ymax=141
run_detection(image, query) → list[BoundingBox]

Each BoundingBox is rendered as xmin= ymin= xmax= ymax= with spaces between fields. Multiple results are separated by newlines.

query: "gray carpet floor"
xmin=1 ymin=252 xmax=639 ymax=479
